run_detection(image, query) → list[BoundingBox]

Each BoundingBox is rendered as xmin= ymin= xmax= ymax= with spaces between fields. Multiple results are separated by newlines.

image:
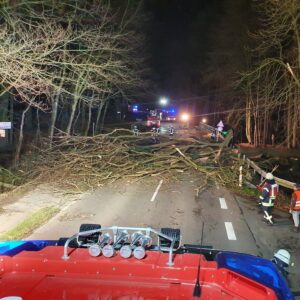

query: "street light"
xmin=159 ymin=97 xmax=168 ymax=106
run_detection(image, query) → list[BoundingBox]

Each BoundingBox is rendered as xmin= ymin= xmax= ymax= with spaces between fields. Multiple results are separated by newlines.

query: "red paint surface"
xmin=0 ymin=247 xmax=277 ymax=299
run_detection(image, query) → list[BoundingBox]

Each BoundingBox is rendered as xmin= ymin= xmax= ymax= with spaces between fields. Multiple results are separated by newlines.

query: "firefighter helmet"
xmin=274 ymin=249 xmax=290 ymax=266
xmin=266 ymin=173 xmax=274 ymax=180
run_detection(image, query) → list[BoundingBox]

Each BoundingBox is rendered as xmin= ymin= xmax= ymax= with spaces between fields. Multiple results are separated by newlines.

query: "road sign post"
xmin=0 ymin=122 xmax=12 ymax=130
xmin=0 ymin=122 xmax=12 ymax=146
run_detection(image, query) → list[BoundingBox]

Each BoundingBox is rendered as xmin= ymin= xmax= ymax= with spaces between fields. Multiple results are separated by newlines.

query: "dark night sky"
xmin=142 ymin=0 xmax=253 ymax=114
xmin=144 ymin=0 xmax=220 ymax=101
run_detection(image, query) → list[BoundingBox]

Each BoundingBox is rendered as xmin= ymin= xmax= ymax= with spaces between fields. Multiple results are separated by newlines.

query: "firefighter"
xmin=257 ymin=173 xmax=279 ymax=225
xmin=272 ymin=249 xmax=291 ymax=278
xmin=210 ymin=130 xmax=217 ymax=142
xmin=289 ymin=183 xmax=300 ymax=232
xmin=169 ymin=125 xmax=175 ymax=136
xmin=132 ymin=125 xmax=139 ymax=136
xmin=151 ymin=127 xmax=160 ymax=143
xmin=151 ymin=127 xmax=156 ymax=136
xmin=216 ymin=120 xmax=224 ymax=133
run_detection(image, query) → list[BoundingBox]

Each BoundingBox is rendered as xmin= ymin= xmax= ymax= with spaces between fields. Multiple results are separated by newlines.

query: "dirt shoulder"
xmin=0 ymin=184 xmax=84 ymax=238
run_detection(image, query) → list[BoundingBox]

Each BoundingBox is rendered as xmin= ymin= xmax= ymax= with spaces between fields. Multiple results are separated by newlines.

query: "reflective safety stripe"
xmin=262 ymin=202 xmax=274 ymax=207
xmin=293 ymin=190 xmax=300 ymax=211
xmin=263 ymin=183 xmax=278 ymax=201
xmin=262 ymin=197 xmax=275 ymax=207
xmin=263 ymin=211 xmax=273 ymax=224
xmin=270 ymin=184 xmax=278 ymax=199
xmin=261 ymin=183 xmax=278 ymax=206
xmin=294 ymin=201 xmax=300 ymax=211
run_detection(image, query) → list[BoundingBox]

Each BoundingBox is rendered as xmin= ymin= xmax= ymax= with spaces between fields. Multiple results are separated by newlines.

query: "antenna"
xmin=193 ymin=258 xmax=201 ymax=297
xmin=192 ymin=222 xmax=204 ymax=298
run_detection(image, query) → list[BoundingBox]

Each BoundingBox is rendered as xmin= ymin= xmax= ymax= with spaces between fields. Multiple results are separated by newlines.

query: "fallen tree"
xmin=20 ymin=129 xmax=238 ymax=191
xmin=6 ymin=128 xmax=291 ymax=214
xmin=0 ymin=167 xmax=23 ymax=193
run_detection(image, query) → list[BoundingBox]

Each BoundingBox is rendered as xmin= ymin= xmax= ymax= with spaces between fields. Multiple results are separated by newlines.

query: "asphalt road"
xmin=29 ymin=171 xmax=300 ymax=290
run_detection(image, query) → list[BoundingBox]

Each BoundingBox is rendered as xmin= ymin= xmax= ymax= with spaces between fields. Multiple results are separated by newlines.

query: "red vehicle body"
xmin=0 ymin=225 xmax=293 ymax=300
xmin=147 ymin=115 xmax=160 ymax=128
xmin=0 ymin=247 xmax=278 ymax=299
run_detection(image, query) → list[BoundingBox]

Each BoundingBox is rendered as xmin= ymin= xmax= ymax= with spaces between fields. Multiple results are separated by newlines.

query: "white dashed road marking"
xmin=224 ymin=222 xmax=237 ymax=240
xmin=219 ymin=197 xmax=228 ymax=209
xmin=150 ymin=180 xmax=163 ymax=202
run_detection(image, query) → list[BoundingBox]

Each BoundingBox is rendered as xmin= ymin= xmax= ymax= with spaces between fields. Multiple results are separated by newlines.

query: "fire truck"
xmin=146 ymin=110 xmax=161 ymax=128
xmin=0 ymin=224 xmax=294 ymax=299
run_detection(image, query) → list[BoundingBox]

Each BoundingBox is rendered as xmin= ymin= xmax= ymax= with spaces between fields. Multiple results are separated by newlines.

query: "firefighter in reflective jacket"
xmin=168 ymin=125 xmax=175 ymax=136
xmin=290 ymin=183 xmax=300 ymax=232
xmin=257 ymin=173 xmax=278 ymax=224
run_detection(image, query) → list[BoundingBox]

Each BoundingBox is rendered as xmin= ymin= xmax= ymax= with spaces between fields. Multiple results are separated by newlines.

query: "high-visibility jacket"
xmin=292 ymin=190 xmax=300 ymax=211
xmin=259 ymin=182 xmax=279 ymax=207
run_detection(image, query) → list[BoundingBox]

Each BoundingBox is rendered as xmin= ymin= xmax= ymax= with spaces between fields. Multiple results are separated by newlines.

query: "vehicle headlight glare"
xmin=180 ymin=113 xmax=190 ymax=122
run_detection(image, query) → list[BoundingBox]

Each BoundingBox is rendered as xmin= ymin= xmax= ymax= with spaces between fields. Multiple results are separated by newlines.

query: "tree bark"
xmin=72 ymin=100 xmax=82 ymax=135
xmin=66 ymin=96 xmax=79 ymax=136
xmin=287 ymin=98 xmax=291 ymax=149
xmin=49 ymin=94 xmax=59 ymax=144
xmin=100 ymin=100 xmax=109 ymax=132
xmin=245 ymin=96 xmax=252 ymax=144
xmin=84 ymin=101 xmax=92 ymax=136
xmin=292 ymin=95 xmax=298 ymax=148
xmin=9 ymin=94 xmax=14 ymax=144
xmin=95 ymin=100 xmax=105 ymax=133
xmin=35 ymin=108 xmax=41 ymax=143
xmin=14 ymin=102 xmax=31 ymax=167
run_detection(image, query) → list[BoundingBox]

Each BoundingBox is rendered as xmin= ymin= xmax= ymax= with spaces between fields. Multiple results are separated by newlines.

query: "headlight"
xmin=88 ymin=244 xmax=102 ymax=257
xmin=102 ymin=244 xmax=115 ymax=257
xmin=120 ymin=245 xmax=132 ymax=258
xmin=180 ymin=113 xmax=190 ymax=122
xmin=133 ymin=246 xmax=146 ymax=259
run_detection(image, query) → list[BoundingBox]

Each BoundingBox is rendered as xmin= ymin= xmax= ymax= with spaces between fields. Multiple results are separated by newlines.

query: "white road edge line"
xmin=224 ymin=222 xmax=237 ymax=240
xmin=219 ymin=197 xmax=228 ymax=209
xmin=150 ymin=179 xmax=164 ymax=202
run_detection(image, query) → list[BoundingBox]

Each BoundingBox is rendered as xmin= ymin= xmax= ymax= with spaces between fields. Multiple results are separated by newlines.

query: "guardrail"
xmin=239 ymin=154 xmax=296 ymax=190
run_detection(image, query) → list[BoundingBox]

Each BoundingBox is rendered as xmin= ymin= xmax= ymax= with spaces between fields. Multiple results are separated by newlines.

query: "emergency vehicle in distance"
xmin=0 ymin=224 xmax=294 ymax=300
xmin=164 ymin=108 xmax=177 ymax=121
xmin=146 ymin=109 xmax=161 ymax=128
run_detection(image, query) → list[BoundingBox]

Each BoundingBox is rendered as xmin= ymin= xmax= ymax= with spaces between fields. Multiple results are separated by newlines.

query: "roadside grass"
xmin=239 ymin=187 xmax=260 ymax=198
xmin=0 ymin=206 xmax=59 ymax=241
xmin=0 ymin=167 xmax=26 ymax=192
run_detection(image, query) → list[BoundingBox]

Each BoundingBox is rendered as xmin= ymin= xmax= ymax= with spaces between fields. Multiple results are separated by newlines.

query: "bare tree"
xmin=239 ymin=0 xmax=300 ymax=147
xmin=0 ymin=0 xmax=149 ymax=164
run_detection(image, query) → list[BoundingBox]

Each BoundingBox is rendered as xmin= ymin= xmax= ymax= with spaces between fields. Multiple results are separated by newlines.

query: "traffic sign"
xmin=0 ymin=122 xmax=11 ymax=129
